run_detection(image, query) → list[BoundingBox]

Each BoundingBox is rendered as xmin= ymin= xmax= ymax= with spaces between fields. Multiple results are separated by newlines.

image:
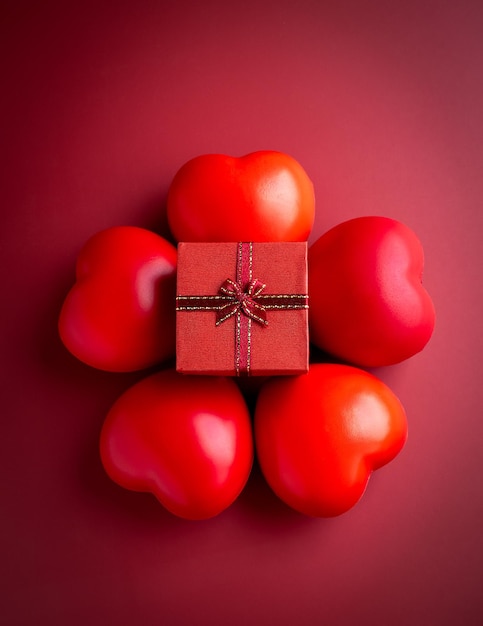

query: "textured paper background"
xmin=2 ymin=1 xmax=482 ymax=624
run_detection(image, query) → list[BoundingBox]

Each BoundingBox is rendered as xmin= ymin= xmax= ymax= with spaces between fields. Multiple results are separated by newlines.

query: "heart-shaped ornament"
xmin=100 ymin=370 xmax=254 ymax=520
xmin=309 ymin=216 xmax=435 ymax=367
xmin=167 ymin=150 xmax=315 ymax=242
xmin=59 ymin=226 xmax=177 ymax=372
xmin=255 ymin=363 xmax=408 ymax=517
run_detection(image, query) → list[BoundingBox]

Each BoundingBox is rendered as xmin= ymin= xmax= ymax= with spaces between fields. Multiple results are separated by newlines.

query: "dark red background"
xmin=2 ymin=1 xmax=482 ymax=624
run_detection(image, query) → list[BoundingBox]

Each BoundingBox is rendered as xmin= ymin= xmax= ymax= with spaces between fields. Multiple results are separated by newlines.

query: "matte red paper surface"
xmin=176 ymin=242 xmax=308 ymax=376
xmin=2 ymin=1 xmax=483 ymax=625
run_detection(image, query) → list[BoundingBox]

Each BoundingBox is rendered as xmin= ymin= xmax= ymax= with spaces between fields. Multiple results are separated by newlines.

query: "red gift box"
xmin=176 ymin=242 xmax=309 ymax=376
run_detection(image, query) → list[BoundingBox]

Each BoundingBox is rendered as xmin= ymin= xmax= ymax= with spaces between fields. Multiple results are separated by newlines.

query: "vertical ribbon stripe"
xmin=236 ymin=242 xmax=252 ymax=376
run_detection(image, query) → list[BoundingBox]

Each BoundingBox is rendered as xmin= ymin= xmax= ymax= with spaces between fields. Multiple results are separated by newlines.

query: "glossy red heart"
xmin=100 ymin=369 xmax=254 ymax=520
xmin=167 ymin=150 xmax=315 ymax=242
xmin=255 ymin=363 xmax=408 ymax=517
xmin=308 ymin=216 xmax=436 ymax=367
xmin=59 ymin=226 xmax=177 ymax=372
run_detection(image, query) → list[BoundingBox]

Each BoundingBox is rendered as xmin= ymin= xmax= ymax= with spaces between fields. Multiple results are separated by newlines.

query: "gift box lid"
xmin=176 ymin=242 xmax=309 ymax=377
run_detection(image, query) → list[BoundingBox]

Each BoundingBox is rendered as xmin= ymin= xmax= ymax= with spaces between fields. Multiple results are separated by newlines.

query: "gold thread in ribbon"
xmin=175 ymin=293 xmax=309 ymax=316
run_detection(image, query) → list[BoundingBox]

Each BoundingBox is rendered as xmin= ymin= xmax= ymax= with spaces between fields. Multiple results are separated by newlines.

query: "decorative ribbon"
xmin=176 ymin=242 xmax=308 ymax=376
xmin=216 ymin=277 xmax=268 ymax=325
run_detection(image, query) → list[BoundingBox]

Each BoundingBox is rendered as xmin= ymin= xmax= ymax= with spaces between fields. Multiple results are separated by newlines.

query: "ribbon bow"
xmin=216 ymin=278 xmax=268 ymax=326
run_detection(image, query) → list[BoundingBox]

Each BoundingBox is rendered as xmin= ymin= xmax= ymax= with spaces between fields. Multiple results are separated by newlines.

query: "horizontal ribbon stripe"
xmin=175 ymin=293 xmax=309 ymax=313
xmin=176 ymin=295 xmax=233 ymax=310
